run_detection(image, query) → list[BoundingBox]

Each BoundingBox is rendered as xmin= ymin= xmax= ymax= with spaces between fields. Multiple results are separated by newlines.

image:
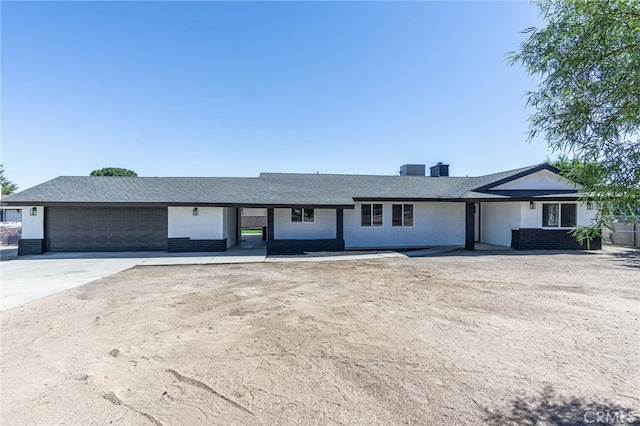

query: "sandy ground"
xmin=1 ymin=247 xmax=639 ymax=425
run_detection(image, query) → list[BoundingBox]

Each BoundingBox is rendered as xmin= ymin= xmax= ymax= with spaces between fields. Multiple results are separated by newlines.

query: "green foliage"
xmin=552 ymin=156 xmax=634 ymax=246
xmin=510 ymin=0 xmax=640 ymax=243
xmin=551 ymin=156 xmax=607 ymax=188
xmin=90 ymin=167 xmax=138 ymax=177
xmin=0 ymin=165 xmax=18 ymax=195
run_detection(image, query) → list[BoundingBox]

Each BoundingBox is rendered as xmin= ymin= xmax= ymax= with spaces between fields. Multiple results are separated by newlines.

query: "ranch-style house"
xmin=2 ymin=162 xmax=601 ymax=256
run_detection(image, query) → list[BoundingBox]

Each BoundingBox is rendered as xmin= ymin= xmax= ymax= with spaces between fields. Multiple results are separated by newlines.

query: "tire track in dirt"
xmin=166 ymin=368 xmax=255 ymax=416
xmin=102 ymin=392 xmax=165 ymax=426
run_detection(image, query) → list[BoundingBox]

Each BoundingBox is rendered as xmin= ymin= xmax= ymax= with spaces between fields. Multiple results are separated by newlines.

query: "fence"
xmin=602 ymin=217 xmax=639 ymax=246
xmin=0 ymin=222 xmax=22 ymax=246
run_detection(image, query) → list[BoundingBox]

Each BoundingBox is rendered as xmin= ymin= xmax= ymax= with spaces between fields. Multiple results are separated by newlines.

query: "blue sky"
xmin=2 ymin=1 xmax=549 ymax=191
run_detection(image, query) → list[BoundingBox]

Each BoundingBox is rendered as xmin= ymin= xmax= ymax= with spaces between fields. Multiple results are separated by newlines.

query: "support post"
xmin=236 ymin=208 xmax=242 ymax=242
xmin=267 ymin=208 xmax=275 ymax=241
xmin=336 ymin=209 xmax=344 ymax=240
xmin=465 ymin=202 xmax=475 ymax=251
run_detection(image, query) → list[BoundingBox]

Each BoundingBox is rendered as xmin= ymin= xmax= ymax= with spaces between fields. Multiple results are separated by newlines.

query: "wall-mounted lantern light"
xmin=193 ymin=207 xmax=198 ymax=216
xmin=529 ymin=201 xmax=536 ymax=210
xmin=587 ymin=201 xmax=594 ymax=210
xmin=30 ymin=207 xmax=38 ymax=216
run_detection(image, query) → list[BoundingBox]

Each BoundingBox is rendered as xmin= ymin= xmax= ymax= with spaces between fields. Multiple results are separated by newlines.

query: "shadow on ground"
xmin=0 ymin=248 xmax=17 ymax=261
xmin=483 ymin=386 xmax=640 ymax=426
xmin=608 ymin=247 xmax=640 ymax=269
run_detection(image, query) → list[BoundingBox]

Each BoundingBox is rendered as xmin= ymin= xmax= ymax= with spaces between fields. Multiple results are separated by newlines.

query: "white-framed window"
xmin=291 ymin=208 xmax=314 ymax=223
xmin=361 ymin=203 xmax=383 ymax=227
xmin=542 ymin=203 xmax=577 ymax=227
xmin=392 ymin=204 xmax=414 ymax=227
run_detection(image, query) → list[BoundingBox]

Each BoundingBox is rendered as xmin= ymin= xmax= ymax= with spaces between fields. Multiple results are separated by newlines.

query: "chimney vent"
xmin=399 ymin=164 xmax=425 ymax=176
xmin=430 ymin=162 xmax=449 ymax=177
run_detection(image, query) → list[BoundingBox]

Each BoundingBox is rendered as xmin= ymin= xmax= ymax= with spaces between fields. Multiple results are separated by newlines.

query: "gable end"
xmin=473 ymin=164 xmax=581 ymax=192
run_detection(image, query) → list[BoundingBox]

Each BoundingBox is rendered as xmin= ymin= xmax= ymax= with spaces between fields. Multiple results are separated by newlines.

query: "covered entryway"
xmin=45 ymin=206 xmax=167 ymax=252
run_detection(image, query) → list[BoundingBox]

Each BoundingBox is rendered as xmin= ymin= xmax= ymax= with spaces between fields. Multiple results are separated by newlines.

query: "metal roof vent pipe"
xmin=430 ymin=162 xmax=449 ymax=177
xmin=399 ymin=164 xmax=426 ymax=176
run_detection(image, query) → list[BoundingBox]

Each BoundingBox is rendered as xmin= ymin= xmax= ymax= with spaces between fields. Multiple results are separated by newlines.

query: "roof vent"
xmin=430 ymin=162 xmax=449 ymax=177
xmin=399 ymin=164 xmax=426 ymax=176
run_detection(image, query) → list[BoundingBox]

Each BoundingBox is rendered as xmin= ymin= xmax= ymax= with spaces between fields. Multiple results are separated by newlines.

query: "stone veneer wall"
xmin=267 ymin=239 xmax=345 ymax=255
xmin=511 ymin=229 xmax=601 ymax=250
xmin=17 ymin=239 xmax=45 ymax=255
xmin=167 ymin=238 xmax=227 ymax=252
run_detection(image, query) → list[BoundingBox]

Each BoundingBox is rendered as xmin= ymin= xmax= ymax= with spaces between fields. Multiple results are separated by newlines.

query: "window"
xmin=561 ymin=204 xmax=577 ymax=227
xmin=361 ymin=203 xmax=383 ymax=226
xmin=543 ymin=203 xmax=577 ymax=227
xmin=542 ymin=204 xmax=559 ymax=227
xmin=392 ymin=204 xmax=413 ymax=226
xmin=292 ymin=208 xmax=314 ymax=223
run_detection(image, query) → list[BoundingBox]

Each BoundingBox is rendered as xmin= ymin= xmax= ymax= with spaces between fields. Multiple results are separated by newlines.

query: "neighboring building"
xmin=1 ymin=163 xmax=600 ymax=256
xmin=0 ymin=195 xmax=22 ymax=246
xmin=0 ymin=207 xmax=21 ymax=223
xmin=0 ymin=194 xmax=22 ymax=222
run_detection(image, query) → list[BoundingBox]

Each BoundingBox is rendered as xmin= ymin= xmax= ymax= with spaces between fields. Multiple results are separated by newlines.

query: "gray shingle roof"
xmin=1 ymin=176 xmax=355 ymax=206
xmin=2 ymin=164 xmax=578 ymax=206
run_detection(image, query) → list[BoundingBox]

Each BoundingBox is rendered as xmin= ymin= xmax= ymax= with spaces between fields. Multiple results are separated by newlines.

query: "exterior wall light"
xmin=587 ymin=201 xmax=594 ymax=210
xmin=529 ymin=201 xmax=536 ymax=209
xmin=30 ymin=207 xmax=38 ymax=216
xmin=193 ymin=207 xmax=198 ymax=216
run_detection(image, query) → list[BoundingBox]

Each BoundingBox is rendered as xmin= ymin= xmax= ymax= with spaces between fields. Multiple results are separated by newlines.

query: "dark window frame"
xmin=361 ymin=203 xmax=383 ymax=227
xmin=542 ymin=203 xmax=577 ymax=228
xmin=561 ymin=204 xmax=577 ymax=227
xmin=291 ymin=208 xmax=314 ymax=223
xmin=392 ymin=204 xmax=414 ymax=227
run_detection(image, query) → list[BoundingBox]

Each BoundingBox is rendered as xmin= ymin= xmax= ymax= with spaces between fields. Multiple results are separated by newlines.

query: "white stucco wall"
xmin=223 ymin=207 xmax=238 ymax=248
xmin=480 ymin=200 xmax=599 ymax=247
xmin=481 ymin=202 xmax=522 ymax=247
xmin=168 ymin=207 xmax=224 ymax=240
xmin=20 ymin=206 xmax=44 ymax=239
xmin=521 ymin=202 xmax=542 ymax=229
xmin=344 ymin=202 xmax=465 ymax=249
xmin=492 ymin=169 xmax=582 ymax=191
xmin=577 ymin=202 xmax=598 ymax=226
xmin=274 ymin=208 xmax=336 ymax=239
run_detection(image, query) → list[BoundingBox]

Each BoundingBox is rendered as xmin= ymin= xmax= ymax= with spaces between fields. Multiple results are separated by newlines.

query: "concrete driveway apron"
xmin=0 ymin=252 xmax=149 ymax=311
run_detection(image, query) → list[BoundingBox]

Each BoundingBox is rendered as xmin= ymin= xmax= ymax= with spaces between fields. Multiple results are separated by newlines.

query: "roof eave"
xmin=1 ymin=200 xmax=356 ymax=209
xmin=471 ymin=163 xmax=560 ymax=192
xmin=351 ymin=197 xmax=465 ymax=202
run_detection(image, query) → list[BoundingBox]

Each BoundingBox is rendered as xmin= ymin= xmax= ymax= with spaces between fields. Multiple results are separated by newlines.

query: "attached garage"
xmin=45 ymin=207 xmax=167 ymax=252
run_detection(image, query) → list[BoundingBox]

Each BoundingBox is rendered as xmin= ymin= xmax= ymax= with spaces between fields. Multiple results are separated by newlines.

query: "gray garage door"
xmin=45 ymin=207 xmax=168 ymax=252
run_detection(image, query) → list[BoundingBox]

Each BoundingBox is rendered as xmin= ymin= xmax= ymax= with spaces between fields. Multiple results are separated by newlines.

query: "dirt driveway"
xmin=1 ymin=247 xmax=639 ymax=425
